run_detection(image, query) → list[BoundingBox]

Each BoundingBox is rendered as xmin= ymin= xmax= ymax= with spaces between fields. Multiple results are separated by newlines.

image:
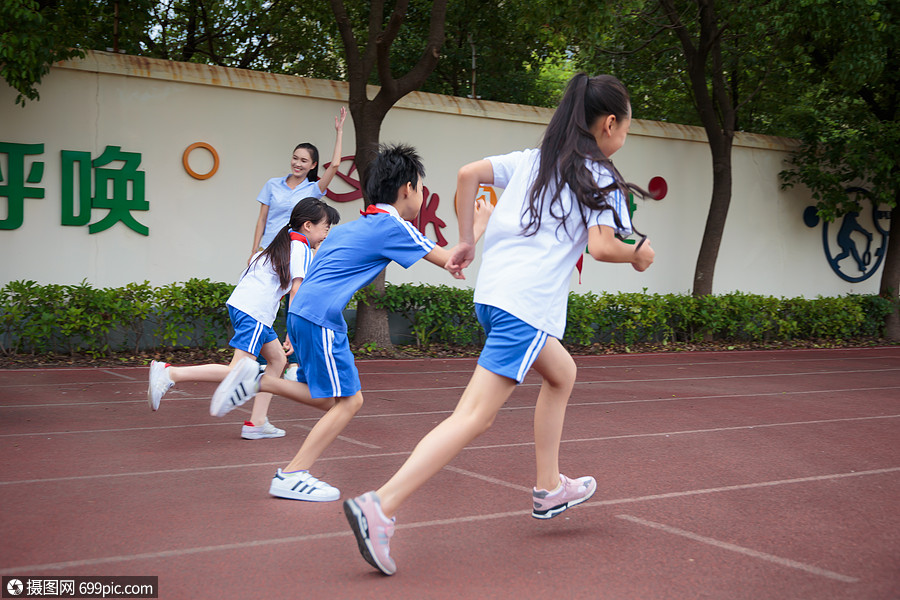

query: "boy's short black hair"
xmin=364 ymin=143 xmax=425 ymax=205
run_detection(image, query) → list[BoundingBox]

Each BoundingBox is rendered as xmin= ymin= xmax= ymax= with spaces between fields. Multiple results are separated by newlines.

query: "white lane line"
xmin=290 ymin=422 xmax=381 ymax=450
xmin=100 ymin=370 xmax=138 ymax=380
xmin=2 ymin=365 xmax=898 ymax=392
xmin=442 ymin=465 xmax=531 ymax=492
xmin=469 ymin=414 xmax=900 ymax=451
xmin=1 ymin=349 xmax=896 ymax=377
xmin=1 ymin=467 xmax=894 ymax=575
xmin=616 ymin=514 xmax=859 ymax=583
xmin=3 ymin=383 xmax=899 ymax=411
xmin=1 ymin=410 xmax=897 ymax=444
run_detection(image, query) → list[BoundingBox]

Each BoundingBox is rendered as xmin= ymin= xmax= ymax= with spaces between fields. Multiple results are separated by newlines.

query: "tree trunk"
xmin=656 ymin=0 xmax=737 ymax=298
xmin=348 ymin=98 xmax=394 ymax=349
xmin=330 ymin=0 xmax=448 ymax=350
xmin=692 ymin=139 xmax=734 ymax=296
xmin=880 ymin=202 xmax=900 ymax=340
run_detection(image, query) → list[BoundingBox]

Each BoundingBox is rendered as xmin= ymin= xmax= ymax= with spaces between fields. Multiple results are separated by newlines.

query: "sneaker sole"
xmin=531 ymin=478 xmax=598 ymax=520
xmin=241 ymin=430 xmax=286 ymax=440
xmin=210 ymin=359 xmax=259 ymax=417
xmin=269 ymin=483 xmax=339 ymax=502
xmin=343 ymin=498 xmax=396 ymax=575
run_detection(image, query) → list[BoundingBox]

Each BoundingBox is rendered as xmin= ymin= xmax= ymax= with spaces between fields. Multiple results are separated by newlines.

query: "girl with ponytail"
xmin=343 ymin=73 xmax=656 ymax=576
xmin=147 ymin=197 xmax=340 ymax=440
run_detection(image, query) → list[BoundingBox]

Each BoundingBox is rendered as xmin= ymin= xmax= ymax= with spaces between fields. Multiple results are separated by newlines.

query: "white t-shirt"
xmin=227 ymin=237 xmax=314 ymax=325
xmin=474 ymin=148 xmax=632 ymax=338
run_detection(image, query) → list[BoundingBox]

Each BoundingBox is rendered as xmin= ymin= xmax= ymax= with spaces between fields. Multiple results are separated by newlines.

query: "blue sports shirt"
xmin=289 ymin=203 xmax=436 ymax=332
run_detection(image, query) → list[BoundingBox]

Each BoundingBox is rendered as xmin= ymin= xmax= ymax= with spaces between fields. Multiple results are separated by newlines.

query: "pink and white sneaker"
xmin=532 ymin=474 xmax=597 ymax=519
xmin=343 ymin=492 xmax=397 ymax=575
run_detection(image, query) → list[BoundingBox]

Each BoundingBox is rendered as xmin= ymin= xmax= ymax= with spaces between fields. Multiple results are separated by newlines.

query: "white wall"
xmin=0 ymin=51 xmax=880 ymax=297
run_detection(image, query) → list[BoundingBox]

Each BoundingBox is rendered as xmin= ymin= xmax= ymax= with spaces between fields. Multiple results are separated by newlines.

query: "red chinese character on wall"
xmin=324 ymin=155 xmax=448 ymax=246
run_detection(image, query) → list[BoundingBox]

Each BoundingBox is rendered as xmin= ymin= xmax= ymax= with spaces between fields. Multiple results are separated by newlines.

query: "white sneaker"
xmin=269 ymin=468 xmax=340 ymax=502
xmin=241 ymin=419 xmax=286 ymax=440
xmin=210 ymin=357 xmax=261 ymax=417
xmin=283 ymin=364 xmax=299 ymax=381
xmin=147 ymin=361 xmax=174 ymax=411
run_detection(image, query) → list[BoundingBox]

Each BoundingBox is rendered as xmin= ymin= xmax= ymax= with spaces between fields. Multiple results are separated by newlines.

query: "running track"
xmin=1 ymin=347 xmax=898 ymax=599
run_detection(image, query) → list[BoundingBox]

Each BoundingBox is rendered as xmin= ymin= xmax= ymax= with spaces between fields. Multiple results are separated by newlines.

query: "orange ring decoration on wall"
xmin=182 ymin=142 xmax=219 ymax=180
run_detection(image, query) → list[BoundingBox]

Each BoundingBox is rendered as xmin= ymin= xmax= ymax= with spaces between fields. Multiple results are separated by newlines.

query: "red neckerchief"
xmin=576 ymin=254 xmax=584 ymax=284
xmin=360 ymin=205 xmax=389 ymax=217
xmin=289 ymin=231 xmax=309 ymax=245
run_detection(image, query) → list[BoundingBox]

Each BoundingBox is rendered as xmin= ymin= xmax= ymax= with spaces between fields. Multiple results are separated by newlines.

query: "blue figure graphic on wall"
xmin=834 ymin=212 xmax=874 ymax=273
xmin=803 ymin=187 xmax=890 ymax=283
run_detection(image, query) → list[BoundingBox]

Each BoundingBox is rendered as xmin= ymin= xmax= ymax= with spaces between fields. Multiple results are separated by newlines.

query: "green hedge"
xmin=0 ymin=279 xmax=893 ymax=357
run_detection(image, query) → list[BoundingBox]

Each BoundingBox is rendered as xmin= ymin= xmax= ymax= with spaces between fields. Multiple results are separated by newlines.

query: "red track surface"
xmin=1 ymin=347 xmax=898 ymax=599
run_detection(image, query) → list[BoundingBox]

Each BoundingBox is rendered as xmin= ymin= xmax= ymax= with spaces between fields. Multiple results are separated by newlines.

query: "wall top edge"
xmin=54 ymin=50 xmax=799 ymax=152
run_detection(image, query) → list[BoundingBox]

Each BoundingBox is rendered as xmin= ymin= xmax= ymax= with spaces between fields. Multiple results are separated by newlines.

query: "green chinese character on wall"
xmin=60 ymin=146 xmax=148 ymax=235
xmin=0 ymin=142 xmax=45 ymax=230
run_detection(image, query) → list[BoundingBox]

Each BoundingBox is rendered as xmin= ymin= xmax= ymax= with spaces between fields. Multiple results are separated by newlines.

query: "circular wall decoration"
xmin=648 ymin=176 xmax=668 ymax=200
xmin=183 ymin=142 xmax=219 ymax=180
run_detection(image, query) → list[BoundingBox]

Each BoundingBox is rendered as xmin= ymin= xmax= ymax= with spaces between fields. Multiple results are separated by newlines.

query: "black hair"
xmin=294 ymin=143 xmax=320 ymax=182
xmin=364 ymin=143 xmax=425 ymax=205
xmin=252 ymin=197 xmax=340 ymax=289
xmin=526 ymin=73 xmax=653 ymax=246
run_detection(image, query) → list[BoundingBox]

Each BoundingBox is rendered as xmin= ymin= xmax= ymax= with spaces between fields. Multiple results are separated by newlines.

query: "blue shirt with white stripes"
xmin=289 ymin=203 xmax=436 ymax=332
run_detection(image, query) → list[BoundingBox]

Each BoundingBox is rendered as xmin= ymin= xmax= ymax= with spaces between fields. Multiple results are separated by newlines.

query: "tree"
xmin=779 ymin=0 xmax=899 ymax=339
xmin=390 ymin=0 xmax=564 ymax=106
xmin=571 ymin=0 xmax=793 ymax=296
xmin=329 ymin=0 xmax=448 ymax=348
xmin=0 ymin=0 xmax=128 ymax=105
xmin=140 ymin=0 xmax=343 ymax=78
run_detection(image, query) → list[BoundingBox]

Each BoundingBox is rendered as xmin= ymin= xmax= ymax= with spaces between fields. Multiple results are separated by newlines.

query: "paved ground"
xmin=1 ymin=347 xmax=898 ymax=599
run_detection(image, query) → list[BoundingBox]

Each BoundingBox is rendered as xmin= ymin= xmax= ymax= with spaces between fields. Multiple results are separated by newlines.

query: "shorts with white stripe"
xmin=287 ymin=313 xmax=361 ymax=400
xmin=227 ymin=305 xmax=278 ymax=356
xmin=474 ymin=303 xmax=548 ymax=383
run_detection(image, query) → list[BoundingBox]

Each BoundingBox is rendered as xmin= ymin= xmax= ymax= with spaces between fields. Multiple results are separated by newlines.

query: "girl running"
xmin=147 ymin=197 xmax=340 ymax=439
xmin=343 ymin=73 xmax=656 ymax=575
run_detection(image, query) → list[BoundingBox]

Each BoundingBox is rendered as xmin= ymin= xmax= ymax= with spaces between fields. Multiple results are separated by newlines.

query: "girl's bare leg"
xmin=167 ymin=363 xmax=231 ymax=383
xmin=283 ymin=391 xmax=364 ymax=471
xmin=248 ymin=342 xmax=286 ymax=426
xmin=376 ymin=366 xmax=517 ymax=517
xmin=529 ymin=337 xmax=577 ymax=491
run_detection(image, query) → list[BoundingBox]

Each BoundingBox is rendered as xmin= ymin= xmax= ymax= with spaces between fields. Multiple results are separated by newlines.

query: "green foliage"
xmin=779 ymin=0 xmax=898 ymax=216
xmin=0 ymin=279 xmax=235 ymax=356
xmin=155 ymin=278 xmax=233 ymax=349
xmin=562 ymin=290 xmax=889 ymax=346
xmin=0 ymin=281 xmax=892 ymax=357
xmin=0 ymin=0 xmax=84 ymax=105
xmin=357 ymin=283 xmax=481 ymax=347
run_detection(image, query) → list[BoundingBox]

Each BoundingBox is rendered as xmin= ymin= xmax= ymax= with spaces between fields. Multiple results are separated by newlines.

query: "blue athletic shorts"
xmin=287 ymin=313 xmax=361 ymax=400
xmin=475 ymin=303 xmax=549 ymax=383
xmin=228 ymin=306 xmax=279 ymax=356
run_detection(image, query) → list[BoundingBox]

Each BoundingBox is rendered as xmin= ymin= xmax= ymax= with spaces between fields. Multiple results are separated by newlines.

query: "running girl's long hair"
xmin=250 ymin=197 xmax=340 ymax=289
xmin=526 ymin=73 xmax=653 ymax=247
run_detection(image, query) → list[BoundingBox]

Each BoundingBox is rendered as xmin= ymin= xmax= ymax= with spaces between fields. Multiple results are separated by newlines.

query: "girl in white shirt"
xmin=344 ymin=73 xmax=656 ymax=576
xmin=148 ymin=198 xmax=339 ymax=439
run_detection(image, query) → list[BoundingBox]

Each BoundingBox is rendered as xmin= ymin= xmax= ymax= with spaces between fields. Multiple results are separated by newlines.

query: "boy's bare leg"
xmin=257 ymin=375 xmax=335 ymax=412
xmin=283 ymin=391 xmax=364 ymax=471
